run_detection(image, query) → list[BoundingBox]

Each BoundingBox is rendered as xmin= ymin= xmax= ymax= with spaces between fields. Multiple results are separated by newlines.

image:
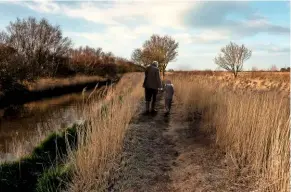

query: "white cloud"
xmin=64 ymin=24 xmax=166 ymax=57
xmin=20 ymin=0 xmax=60 ymax=14
xmin=174 ymin=30 xmax=231 ymax=44
xmin=66 ymin=24 xmax=165 ymax=43
xmin=20 ymin=1 xmax=194 ymax=29
xmin=183 ymin=1 xmax=289 ymax=36
xmin=192 ymin=31 xmax=230 ymax=43
xmin=19 ymin=1 xmax=289 ymax=39
xmin=250 ymin=43 xmax=290 ymax=54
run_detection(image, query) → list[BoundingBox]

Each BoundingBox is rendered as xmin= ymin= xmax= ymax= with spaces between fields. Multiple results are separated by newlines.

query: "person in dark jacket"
xmin=143 ymin=61 xmax=163 ymax=113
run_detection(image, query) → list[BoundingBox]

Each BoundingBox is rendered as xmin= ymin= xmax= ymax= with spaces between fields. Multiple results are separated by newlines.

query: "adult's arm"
xmin=156 ymin=69 xmax=163 ymax=88
xmin=143 ymin=67 xmax=148 ymax=88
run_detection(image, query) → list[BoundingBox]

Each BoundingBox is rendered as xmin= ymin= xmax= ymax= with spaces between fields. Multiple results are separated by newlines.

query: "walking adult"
xmin=143 ymin=61 xmax=163 ymax=113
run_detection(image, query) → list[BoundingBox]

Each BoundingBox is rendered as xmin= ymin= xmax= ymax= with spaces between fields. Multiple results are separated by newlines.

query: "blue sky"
xmin=0 ymin=0 xmax=289 ymax=70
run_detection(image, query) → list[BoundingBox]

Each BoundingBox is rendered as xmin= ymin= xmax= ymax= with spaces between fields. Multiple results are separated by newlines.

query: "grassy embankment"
xmin=170 ymin=71 xmax=290 ymax=192
xmin=0 ymin=124 xmax=79 ymax=191
xmin=0 ymin=75 xmax=118 ymax=109
xmin=0 ymin=73 xmax=144 ymax=191
xmin=67 ymin=73 xmax=144 ymax=191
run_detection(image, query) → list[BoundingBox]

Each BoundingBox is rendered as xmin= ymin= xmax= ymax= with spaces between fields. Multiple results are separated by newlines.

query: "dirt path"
xmin=109 ymin=93 xmax=251 ymax=192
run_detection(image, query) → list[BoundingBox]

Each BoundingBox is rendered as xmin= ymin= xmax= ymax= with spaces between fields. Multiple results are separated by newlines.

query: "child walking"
xmin=164 ymin=80 xmax=174 ymax=114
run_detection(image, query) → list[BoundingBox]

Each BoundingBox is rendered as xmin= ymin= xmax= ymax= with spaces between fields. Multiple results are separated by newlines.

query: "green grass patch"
xmin=35 ymin=164 xmax=72 ymax=192
xmin=0 ymin=124 xmax=80 ymax=192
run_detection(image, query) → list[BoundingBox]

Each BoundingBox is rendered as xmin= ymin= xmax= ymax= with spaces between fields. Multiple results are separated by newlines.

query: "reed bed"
xmin=170 ymin=72 xmax=290 ymax=192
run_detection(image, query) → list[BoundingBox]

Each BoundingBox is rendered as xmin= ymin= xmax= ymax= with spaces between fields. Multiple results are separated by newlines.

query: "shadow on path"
xmin=109 ymin=93 xmax=177 ymax=192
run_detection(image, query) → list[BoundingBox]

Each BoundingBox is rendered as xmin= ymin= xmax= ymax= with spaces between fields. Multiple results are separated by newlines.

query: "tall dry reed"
xmin=67 ymin=73 xmax=144 ymax=191
xmin=170 ymin=73 xmax=290 ymax=192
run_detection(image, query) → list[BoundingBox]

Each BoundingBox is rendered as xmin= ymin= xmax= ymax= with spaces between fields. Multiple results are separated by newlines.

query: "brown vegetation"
xmin=132 ymin=34 xmax=178 ymax=77
xmin=0 ymin=17 xmax=143 ymax=94
xmin=22 ymin=75 xmax=106 ymax=91
xmin=67 ymin=73 xmax=144 ymax=191
xmin=173 ymin=71 xmax=290 ymax=92
xmin=169 ymin=71 xmax=290 ymax=191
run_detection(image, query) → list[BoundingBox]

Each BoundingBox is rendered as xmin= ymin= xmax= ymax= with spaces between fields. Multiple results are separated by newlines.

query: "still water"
xmin=0 ymin=88 xmax=103 ymax=161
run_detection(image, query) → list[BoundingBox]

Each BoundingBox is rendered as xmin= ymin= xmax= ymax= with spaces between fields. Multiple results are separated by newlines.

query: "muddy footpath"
xmin=108 ymin=93 xmax=254 ymax=192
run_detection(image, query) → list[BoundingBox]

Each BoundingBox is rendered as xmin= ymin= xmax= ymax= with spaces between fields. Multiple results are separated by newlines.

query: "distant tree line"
xmin=0 ymin=17 xmax=143 ymax=84
xmin=280 ymin=67 xmax=290 ymax=72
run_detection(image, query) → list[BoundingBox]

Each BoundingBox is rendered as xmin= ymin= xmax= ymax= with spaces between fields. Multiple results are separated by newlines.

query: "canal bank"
xmin=0 ymin=77 xmax=119 ymax=109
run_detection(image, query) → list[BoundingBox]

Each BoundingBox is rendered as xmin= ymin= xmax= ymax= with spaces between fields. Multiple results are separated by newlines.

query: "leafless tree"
xmin=131 ymin=48 xmax=153 ymax=66
xmin=214 ymin=42 xmax=252 ymax=78
xmin=0 ymin=17 xmax=72 ymax=79
xmin=0 ymin=44 xmax=19 ymax=80
xmin=269 ymin=65 xmax=278 ymax=71
xmin=251 ymin=66 xmax=258 ymax=71
xmin=131 ymin=34 xmax=179 ymax=77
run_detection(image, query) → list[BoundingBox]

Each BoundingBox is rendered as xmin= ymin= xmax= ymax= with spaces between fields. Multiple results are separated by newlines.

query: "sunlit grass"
xmin=170 ymin=72 xmax=290 ymax=192
xmin=66 ymin=73 xmax=144 ymax=191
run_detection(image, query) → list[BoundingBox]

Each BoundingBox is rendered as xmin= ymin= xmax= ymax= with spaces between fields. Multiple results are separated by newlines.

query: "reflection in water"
xmin=0 ymin=88 xmax=103 ymax=162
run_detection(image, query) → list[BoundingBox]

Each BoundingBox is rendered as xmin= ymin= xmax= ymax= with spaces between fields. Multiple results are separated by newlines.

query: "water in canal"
xmin=0 ymin=88 xmax=104 ymax=162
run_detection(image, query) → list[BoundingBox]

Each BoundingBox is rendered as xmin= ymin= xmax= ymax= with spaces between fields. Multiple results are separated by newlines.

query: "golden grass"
xmin=174 ymin=71 xmax=290 ymax=84
xmin=175 ymin=71 xmax=290 ymax=93
xmin=22 ymin=75 xmax=106 ymax=91
xmin=170 ymin=72 xmax=290 ymax=191
xmin=67 ymin=73 xmax=144 ymax=191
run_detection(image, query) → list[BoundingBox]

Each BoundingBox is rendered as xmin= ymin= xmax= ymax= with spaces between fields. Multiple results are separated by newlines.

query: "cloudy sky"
xmin=0 ymin=0 xmax=289 ymax=70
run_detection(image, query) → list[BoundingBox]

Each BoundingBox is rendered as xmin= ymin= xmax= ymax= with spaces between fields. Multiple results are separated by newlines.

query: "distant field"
xmin=169 ymin=71 xmax=290 ymax=93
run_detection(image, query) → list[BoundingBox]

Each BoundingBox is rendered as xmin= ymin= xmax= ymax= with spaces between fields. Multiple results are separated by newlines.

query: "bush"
xmin=280 ymin=67 xmax=290 ymax=72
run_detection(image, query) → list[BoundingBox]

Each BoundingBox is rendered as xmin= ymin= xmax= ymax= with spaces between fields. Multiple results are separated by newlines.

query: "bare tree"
xmin=0 ymin=17 xmax=72 ymax=79
xmin=131 ymin=48 xmax=153 ymax=67
xmin=214 ymin=42 xmax=252 ymax=78
xmin=131 ymin=48 xmax=143 ymax=65
xmin=269 ymin=65 xmax=278 ymax=71
xmin=0 ymin=44 xmax=20 ymax=80
xmin=131 ymin=34 xmax=178 ymax=77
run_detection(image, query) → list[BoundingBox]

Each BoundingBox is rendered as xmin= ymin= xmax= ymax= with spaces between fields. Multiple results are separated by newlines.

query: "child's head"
xmin=165 ymin=79 xmax=172 ymax=84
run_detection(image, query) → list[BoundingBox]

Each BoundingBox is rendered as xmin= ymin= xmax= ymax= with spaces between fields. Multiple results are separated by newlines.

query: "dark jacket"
xmin=143 ymin=64 xmax=162 ymax=90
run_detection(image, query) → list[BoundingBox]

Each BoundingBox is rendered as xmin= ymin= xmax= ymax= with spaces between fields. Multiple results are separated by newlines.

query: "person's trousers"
xmin=145 ymin=88 xmax=158 ymax=102
xmin=165 ymin=98 xmax=173 ymax=111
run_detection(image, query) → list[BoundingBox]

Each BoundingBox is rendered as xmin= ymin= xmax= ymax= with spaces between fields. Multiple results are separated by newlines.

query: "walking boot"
xmin=151 ymin=100 xmax=157 ymax=113
xmin=145 ymin=101 xmax=150 ymax=114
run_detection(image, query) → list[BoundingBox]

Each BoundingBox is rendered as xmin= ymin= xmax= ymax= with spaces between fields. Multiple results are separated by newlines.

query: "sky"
xmin=0 ymin=0 xmax=290 ymax=70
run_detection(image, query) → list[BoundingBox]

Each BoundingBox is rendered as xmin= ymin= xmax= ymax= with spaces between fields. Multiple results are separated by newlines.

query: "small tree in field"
xmin=214 ymin=42 xmax=252 ymax=78
xmin=131 ymin=34 xmax=179 ymax=78
xmin=269 ymin=65 xmax=278 ymax=71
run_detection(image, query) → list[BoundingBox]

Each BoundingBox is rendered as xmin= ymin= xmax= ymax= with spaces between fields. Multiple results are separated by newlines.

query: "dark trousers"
xmin=145 ymin=88 xmax=158 ymax=103
xmin=165 ymin=98 xmax=172 ymax=111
